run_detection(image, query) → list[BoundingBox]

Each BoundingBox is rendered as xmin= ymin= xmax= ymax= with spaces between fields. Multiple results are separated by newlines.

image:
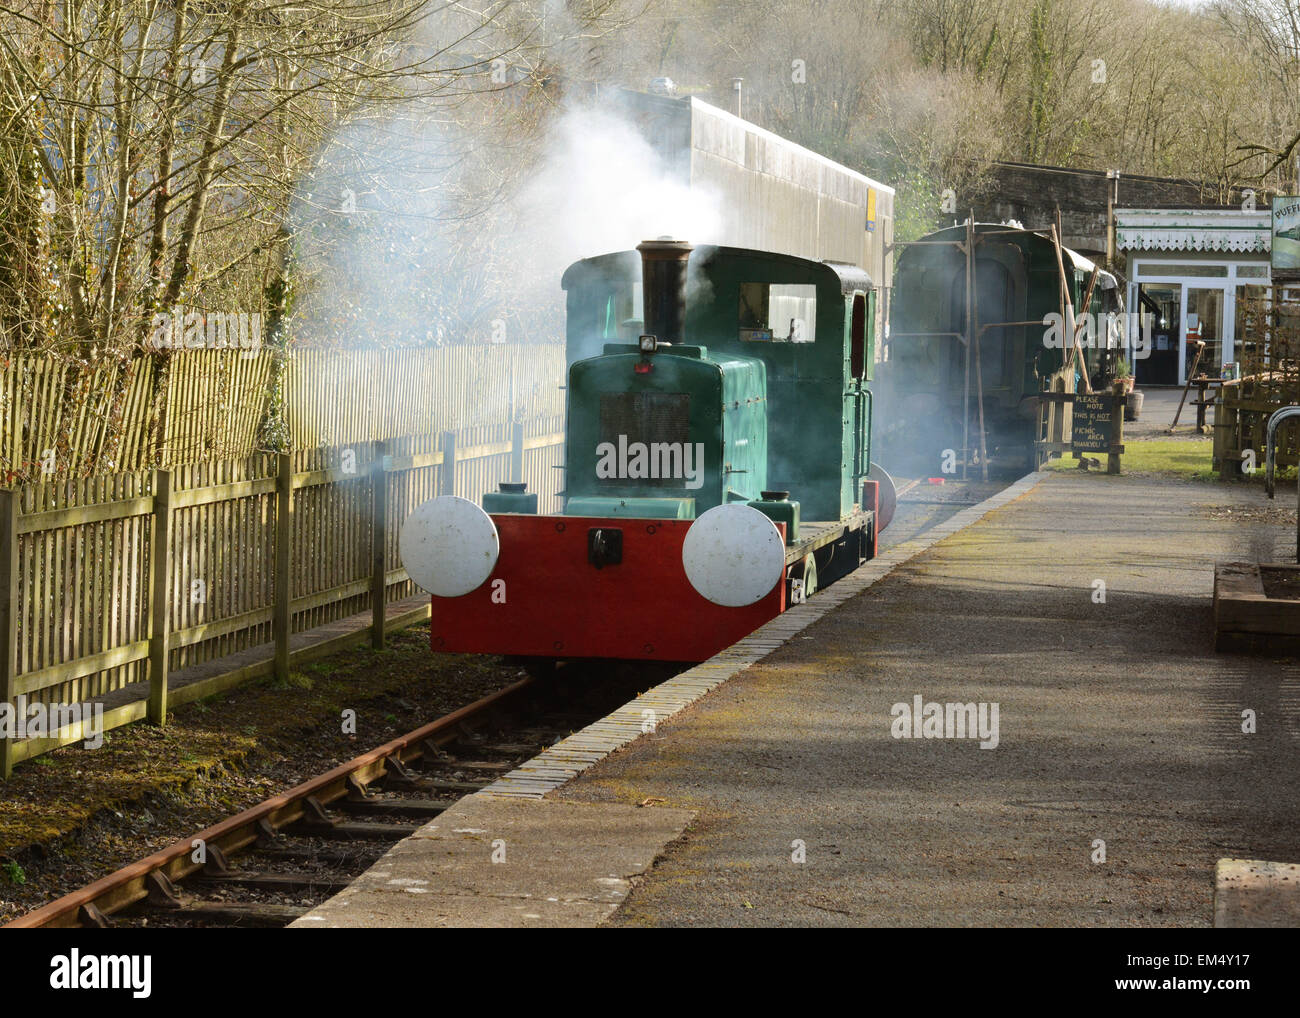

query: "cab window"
xmin=850 ymin=292 xmax=867 ymax=378
xmin=739 ymin=283 xmax=816 ymax=343
xmin=600 ymin=282 xmax=644 ymax=340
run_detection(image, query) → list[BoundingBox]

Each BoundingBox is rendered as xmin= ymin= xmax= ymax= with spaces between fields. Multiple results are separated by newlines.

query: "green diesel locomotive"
xmin=399 ymin=240 xmax=891 ymax=663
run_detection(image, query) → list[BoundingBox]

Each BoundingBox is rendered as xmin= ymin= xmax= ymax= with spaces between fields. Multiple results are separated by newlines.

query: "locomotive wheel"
xmin=798 ymin=553 xmax=818 ymax=600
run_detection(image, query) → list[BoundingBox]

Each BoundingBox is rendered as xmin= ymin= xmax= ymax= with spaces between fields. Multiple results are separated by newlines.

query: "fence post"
xmin=370 ymin=440 xmax=388 ymax=649
xmin=147 ymin=470 xmax=173 ymax=725
xmin=510 ymin=420 xmax=525 ymax=483
xmin=274 ymin=453 xmax=294 ymax=681
xmin=440 ymin=430 xmax=457 ymax=496
xmin=1109 ymin=392 xmax=1123 ymax=475
xmin=0 ymin=489 xmax=18 ymax=779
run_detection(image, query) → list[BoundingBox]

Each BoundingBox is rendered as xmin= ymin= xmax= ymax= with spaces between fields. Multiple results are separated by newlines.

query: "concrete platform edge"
xmin=481 ymin=470 xmax=1044 ymax=800
xmin=289 ymin=796 xmax=696 ymax=928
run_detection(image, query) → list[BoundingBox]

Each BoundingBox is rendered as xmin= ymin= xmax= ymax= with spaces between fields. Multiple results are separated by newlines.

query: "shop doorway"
xmin=1137 ymin=284 xmax=1180 ymax=385
xmin=1185 ymin=287 xmax=1225 ymax=379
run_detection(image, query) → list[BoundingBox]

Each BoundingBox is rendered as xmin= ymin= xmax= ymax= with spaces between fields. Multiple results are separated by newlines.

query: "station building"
xmin=1115 ymin=208 xmax=1273 ymax=386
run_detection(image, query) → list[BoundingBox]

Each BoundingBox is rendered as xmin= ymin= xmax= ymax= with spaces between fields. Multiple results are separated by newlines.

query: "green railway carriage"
xmin=879 ymin=223 xmax=1122 ymax=475
xmin=400 ymin=240 xmax=889 ymax=664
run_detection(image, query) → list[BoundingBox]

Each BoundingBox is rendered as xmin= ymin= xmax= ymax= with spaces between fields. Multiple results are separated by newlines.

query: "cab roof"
xmin=902 ymin=223 xmax=1118 ymax=291
xmin=561 ymin=244 xmax=874 ymax=295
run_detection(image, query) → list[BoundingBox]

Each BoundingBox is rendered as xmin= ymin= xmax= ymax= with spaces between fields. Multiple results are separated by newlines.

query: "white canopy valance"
xmin=1116 ymin=209 xmax=1271 ymax=254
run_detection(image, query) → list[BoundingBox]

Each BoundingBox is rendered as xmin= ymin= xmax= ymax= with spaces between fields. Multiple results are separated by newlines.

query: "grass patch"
xmin=1045 ymin=439 xmax=1298 ymax=485
xmin=1045 ymin=440 xmax=1214 ymax=480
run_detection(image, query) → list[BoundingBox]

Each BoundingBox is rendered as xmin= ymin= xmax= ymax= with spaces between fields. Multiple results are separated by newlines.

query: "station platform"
xmin=291 ymin=468 xmax=1300 ymax=927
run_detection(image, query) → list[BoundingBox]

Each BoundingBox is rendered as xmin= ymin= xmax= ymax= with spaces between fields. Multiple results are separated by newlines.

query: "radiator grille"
xmin=597 ymin=392 xmax=691 ymax=485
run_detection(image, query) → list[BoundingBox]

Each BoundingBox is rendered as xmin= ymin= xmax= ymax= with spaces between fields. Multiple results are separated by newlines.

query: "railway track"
xmin=5 ymin=665 xmax=663 ymax=929
xmin=893 ymin=475 xmax=1002 ymax=512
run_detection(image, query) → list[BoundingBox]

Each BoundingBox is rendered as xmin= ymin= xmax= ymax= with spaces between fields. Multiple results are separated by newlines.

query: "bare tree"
xmin=1214 ymin=0 xmax=1300 ymax=190
xmin=0 ymin=0 xmax=642 ymax=356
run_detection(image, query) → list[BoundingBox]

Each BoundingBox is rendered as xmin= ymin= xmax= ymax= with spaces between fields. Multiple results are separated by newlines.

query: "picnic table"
xmin=1172 ymin=373 xmax=1226 ymax=433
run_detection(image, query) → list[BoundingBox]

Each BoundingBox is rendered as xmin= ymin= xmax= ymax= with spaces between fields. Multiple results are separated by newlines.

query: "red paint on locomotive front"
xmin=427 ymin=515 xmax=786 ymax=662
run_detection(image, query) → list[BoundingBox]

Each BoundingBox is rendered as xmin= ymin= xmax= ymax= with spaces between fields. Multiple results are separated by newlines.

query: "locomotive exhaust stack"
xmin=636 ymin=239 xmax=692 ymax=348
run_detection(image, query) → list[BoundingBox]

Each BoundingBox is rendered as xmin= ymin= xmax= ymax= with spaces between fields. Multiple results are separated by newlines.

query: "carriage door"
xmin=947 ymin=258 xmax=1015 ymax=464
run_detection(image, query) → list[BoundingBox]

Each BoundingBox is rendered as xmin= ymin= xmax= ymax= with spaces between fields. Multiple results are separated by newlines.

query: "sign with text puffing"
xmin=1273 ymin=196 xmax=1300 ymax=278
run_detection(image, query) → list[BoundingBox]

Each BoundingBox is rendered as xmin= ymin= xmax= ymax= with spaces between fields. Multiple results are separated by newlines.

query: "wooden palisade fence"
xmin=0 ymin=344 xmax=567 ymax=775
xmin=0 ymin=417 xmax=564 ymax=775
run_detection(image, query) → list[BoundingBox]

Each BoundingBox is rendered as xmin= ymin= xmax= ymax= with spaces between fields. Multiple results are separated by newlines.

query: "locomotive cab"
xmin=562 ymin=243 xmax=876 ymax=524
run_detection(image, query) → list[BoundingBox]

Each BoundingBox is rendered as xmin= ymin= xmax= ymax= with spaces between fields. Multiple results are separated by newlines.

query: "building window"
xmin=1135 ymin=263 xmax=1228 ymax=278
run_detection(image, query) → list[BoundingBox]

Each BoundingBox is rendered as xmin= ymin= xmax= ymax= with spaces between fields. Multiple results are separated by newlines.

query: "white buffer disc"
xmin=867 ymin=461 xmax=897 ymax=532
xmin=399 ymin=496 xmax=499 ymax=598
xmin=682 ymin=504 xmax=786 ymax=607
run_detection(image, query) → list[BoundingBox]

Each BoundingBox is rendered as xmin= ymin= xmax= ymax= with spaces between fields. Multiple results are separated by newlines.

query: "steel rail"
xmin=4 ymin=676 xmax=535 ymax=929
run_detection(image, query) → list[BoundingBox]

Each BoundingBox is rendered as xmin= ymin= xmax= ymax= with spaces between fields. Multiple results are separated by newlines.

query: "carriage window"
xmin=738 ymin=283 xmax=816 ymax=342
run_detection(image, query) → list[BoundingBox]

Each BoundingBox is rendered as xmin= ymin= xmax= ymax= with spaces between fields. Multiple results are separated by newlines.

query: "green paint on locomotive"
xmin=565 ymin=344 xmax=768 ymax=515
xmin=557 ymin=245 xmax=876 ymax=523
